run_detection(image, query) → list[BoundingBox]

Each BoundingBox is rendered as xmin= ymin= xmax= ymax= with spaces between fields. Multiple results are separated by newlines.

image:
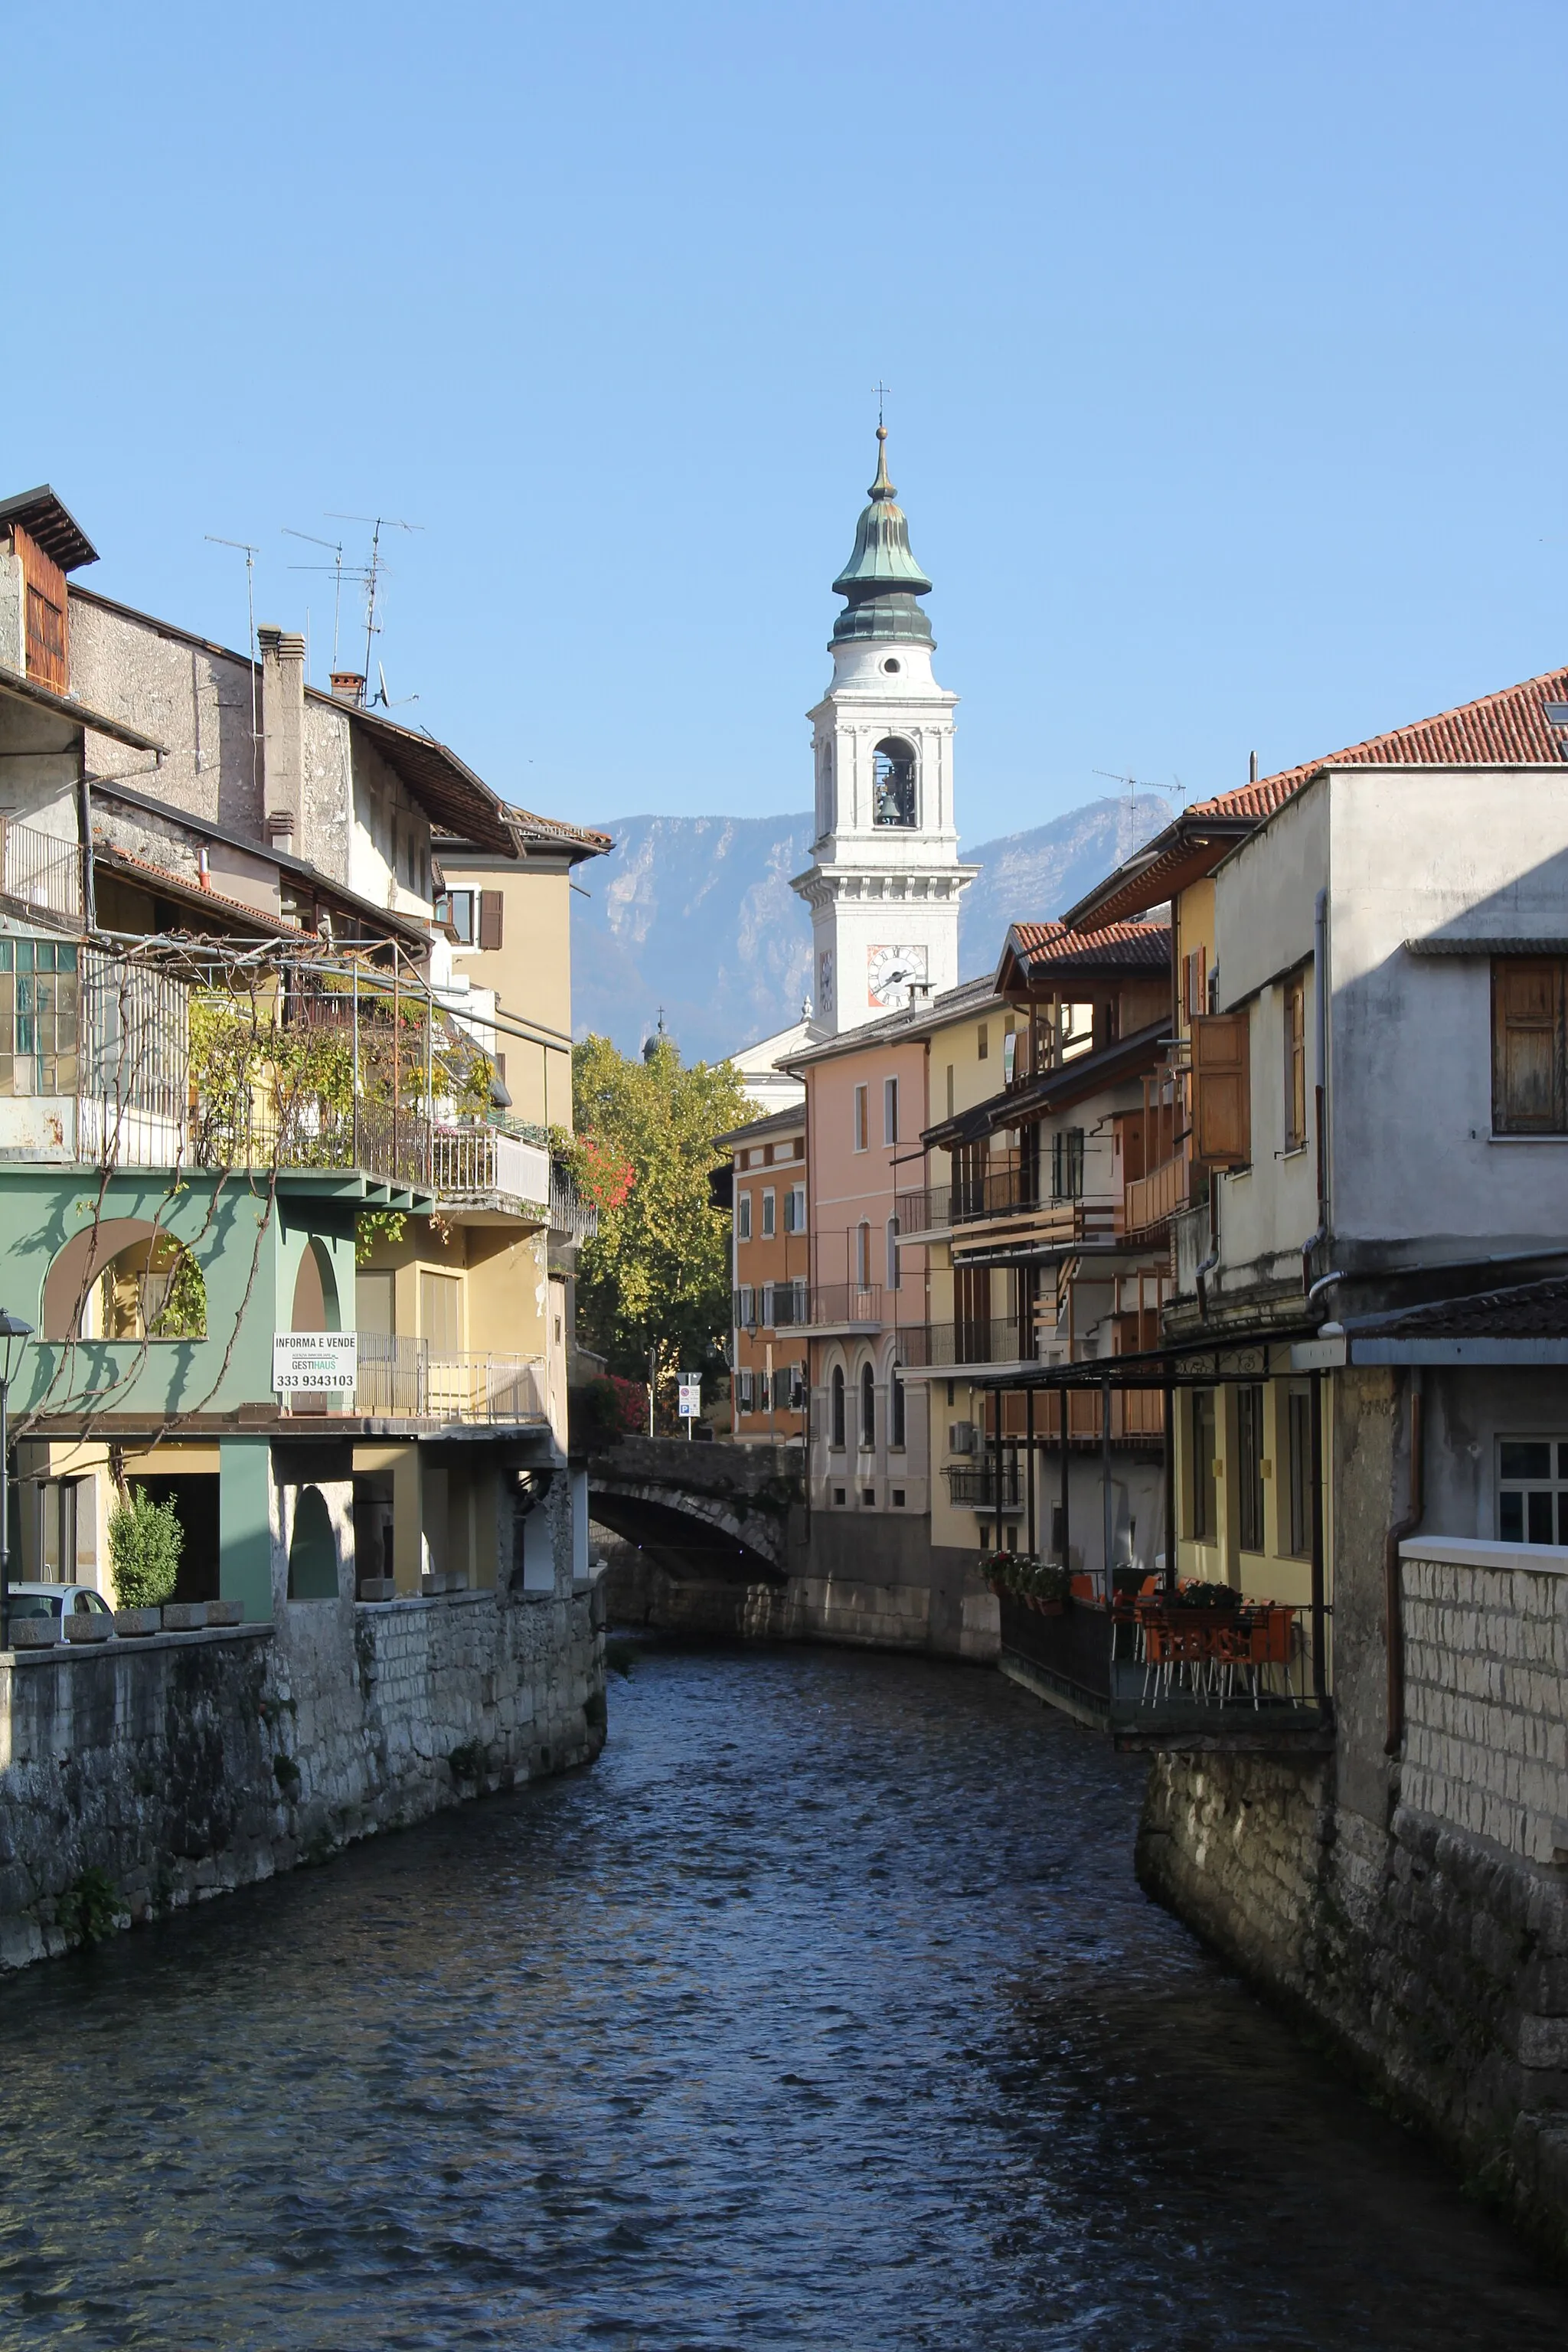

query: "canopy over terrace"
xmin=966 ymin=1325 xmax=1330 ymax=1714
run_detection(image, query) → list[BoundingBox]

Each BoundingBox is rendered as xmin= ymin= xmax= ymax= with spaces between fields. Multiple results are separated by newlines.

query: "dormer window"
xmin=872 ymin=738 xmax=916 ymax=828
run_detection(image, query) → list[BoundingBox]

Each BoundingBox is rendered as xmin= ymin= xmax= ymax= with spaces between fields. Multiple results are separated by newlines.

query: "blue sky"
xmin=5 ymin=2 xmax=1564 ymax=845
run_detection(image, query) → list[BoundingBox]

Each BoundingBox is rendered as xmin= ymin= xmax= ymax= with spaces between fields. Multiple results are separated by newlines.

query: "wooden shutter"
xmin=1191 ymin=1011 xmax=1251 ymax=1168
xmin=477 ymin=890 xmax=504 ymax=952
xmin=14 ymin=527 xmax=68 ymax=694
xmin=1493 ymin=959 xmax=1566 ymax=1134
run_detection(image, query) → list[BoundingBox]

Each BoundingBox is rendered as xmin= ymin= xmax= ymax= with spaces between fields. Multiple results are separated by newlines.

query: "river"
xmin=2 ymin=1644 xmax=1566 ymax=2347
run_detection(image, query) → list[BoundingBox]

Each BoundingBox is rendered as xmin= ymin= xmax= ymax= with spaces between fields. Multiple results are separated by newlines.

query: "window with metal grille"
xmin=830 ymin=1365 xmax=845 ymax=1450
xmin=1237 ymin=1383 xmax=1266 ymax=1552
xmin=1498 ymin=1438 xmax=1568 ymax=1544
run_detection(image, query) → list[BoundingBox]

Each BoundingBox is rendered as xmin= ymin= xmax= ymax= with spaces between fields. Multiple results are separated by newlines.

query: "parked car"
xmin=6 ymin=1584 xmax=116 ymax=1638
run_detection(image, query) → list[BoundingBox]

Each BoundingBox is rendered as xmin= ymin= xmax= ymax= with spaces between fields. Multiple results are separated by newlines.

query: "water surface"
xmin=1 ymin=1644 xmax=1564 ymax=2347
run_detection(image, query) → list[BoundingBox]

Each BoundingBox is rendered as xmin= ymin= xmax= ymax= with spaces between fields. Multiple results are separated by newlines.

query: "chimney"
xmin=330 ymin=670 xmax=366 ymax=706
xmin=1249 ymin=750 xmax=1259 ymax=784
xmin=259 ymin=625 xmax=306 ymax=848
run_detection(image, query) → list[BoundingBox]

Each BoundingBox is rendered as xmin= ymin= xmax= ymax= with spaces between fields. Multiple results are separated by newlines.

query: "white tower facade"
xmin=791 ymin=428 xmax=975 ymax=1032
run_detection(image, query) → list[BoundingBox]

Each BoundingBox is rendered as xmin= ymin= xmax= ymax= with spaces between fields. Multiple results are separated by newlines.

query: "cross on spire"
xmin=874 ymin=381 xmax=891 ymax=430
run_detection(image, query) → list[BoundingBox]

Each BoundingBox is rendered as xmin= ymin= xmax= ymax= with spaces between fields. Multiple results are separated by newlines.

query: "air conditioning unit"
xmin=949 ymin=1420 xmax=976 ymax=1455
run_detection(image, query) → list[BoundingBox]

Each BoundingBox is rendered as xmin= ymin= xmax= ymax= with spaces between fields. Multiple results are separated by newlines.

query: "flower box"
xmin=204 ymin=1598 xmax=243 ymax=1628
xmin=64 ymin=1614 xmax=113 ymax=1644
xmin=114 ymin=1608 xmax=162 ymax=1638
xmin=161 ymin=1602 xmax=207 ymax=1632
xmin=11 ymin=1619 xmax=58 ymax=1648
xmin=358 ymin=1577 xmax=396 ymax=1603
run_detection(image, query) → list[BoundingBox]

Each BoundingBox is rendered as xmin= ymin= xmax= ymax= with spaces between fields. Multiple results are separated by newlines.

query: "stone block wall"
xmin=0 ymin=1575 xmax=606 ymax=1971
xmin=1400 ymin=1538 xmax=1568 ymax=1867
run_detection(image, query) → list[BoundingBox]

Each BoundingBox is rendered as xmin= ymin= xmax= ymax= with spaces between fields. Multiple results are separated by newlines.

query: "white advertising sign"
xmin=678 ymin=1379 xmax=701 ymax=1420
xmin=273 ymin=1332 xmax=358 ymax=1393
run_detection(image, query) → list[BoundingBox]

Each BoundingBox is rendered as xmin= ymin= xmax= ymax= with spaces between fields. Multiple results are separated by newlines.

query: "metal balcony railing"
xmin=1 ymin=820 xmax=83 ymax=923
xmin=897 ymin=1321 xmax=1036 ymax=1370
xmin=431 ymin=1125 xmax=550 ymax=1209
xmin=944 ymin=1461 xmax=1025 ymax=1508
xmin=549 ymin=1164 xmax=598 ymax=1242
xmin=799 ymin=1282 xmax=883 ymax=1328
xmin=354 ymin=1331 xmax=548 ymax=1423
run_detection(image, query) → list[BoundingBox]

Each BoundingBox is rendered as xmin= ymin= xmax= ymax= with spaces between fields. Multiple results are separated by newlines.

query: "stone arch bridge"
xmin=586 ymin=1438 xmax=807 ymax=1630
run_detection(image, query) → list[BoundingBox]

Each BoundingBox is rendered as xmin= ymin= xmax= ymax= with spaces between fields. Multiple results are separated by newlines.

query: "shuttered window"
xmin=477 ymin=890 xmax=504 ymax=952
xmin=1191 ymin=1011 xmax=1251 ymax=1168
xmin=1237 ymin=1383 xmax=1266 ymax=1552
xmin=1493 ymin=959 xmax=1567 ymax=1135
xmin=1283 ymin=974 xmax=1307 ymax=1151
xmin=15 ymin=527 xmax=68 ymax=694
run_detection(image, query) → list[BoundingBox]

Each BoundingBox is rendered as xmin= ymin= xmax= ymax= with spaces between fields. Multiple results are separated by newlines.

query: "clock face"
xmin=867 ymin=942 xmax=929 ymax=1011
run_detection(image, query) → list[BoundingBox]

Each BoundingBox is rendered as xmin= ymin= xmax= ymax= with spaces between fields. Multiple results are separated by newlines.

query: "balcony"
xmin=944 ymin=1460 xmax=1025 ymax=1508
xmin=352 ymin=1332 xmax=549 ymax=1424
xmin=549 ymin=1162 xmax=598 ymax=1243
xmin=897 ymin=1320 xmax=1036 ymax=1371
xmin=795 ymin=1282 xmax=883 ymax=1334
xmin=2 ymin=820 xmax=83 ymax=925
xmin=431 ymin=1124 xmax=550 ymax=1216
xmin=1116 ymin=1148 xmax=1191 ymax=1241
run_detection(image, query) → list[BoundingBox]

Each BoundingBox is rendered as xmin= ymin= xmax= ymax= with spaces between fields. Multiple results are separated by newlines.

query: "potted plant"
xmin=108 ymin=1486 xmax=183 ymax=1635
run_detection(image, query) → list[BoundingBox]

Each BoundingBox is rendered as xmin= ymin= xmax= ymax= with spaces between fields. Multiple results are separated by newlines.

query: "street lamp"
xmin=0 ymin=1312 xmax=35 ymax=1651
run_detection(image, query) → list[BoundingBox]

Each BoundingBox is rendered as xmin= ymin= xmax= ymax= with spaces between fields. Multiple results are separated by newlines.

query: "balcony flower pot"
xmin=358 ymin=1577 xmax=396 ymax=1603
xmin=64 ymin=1614 xmax=113 ymax=1644
xmin=205 ymin=1598 xmax=243 ymax=1628
xmin=11 ymin=1619 xmax=58 ymax=1648
xmin=161 ymin=1602 xmax=207 ymax=1632
xmin=1027 ymin=1596 xmax=1066 ymax=1617
xmin=114 ymin=1607 xmax=162 ymax=1638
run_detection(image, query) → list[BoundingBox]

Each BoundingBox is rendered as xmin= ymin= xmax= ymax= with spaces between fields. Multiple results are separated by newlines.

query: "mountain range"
xmin=570 ymin=792 xmax=1171 ymax=1064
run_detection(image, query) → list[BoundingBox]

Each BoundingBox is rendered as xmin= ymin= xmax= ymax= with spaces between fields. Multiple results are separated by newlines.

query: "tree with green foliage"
xmin=107 ymin=1485 xmax=184 ymax=1609
xmin=570 ymin=1032 xmax=748 ymax=1396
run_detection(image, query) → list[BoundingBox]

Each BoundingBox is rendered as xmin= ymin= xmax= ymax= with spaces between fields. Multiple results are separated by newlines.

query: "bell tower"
xmin=791 ymin=426 xmax=975 ymax=1033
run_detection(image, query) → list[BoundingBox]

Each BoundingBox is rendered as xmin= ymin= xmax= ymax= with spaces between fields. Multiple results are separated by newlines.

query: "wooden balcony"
xmin=1116 ymin=1147 xmax=1190 ymax=1240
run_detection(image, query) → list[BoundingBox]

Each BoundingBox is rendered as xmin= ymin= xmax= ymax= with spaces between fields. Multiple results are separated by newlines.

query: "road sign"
xmin=273 ymin=1332 xmax=358 ymax=1393
xmin=678 ymin=1378 xmax=701 ymax=1420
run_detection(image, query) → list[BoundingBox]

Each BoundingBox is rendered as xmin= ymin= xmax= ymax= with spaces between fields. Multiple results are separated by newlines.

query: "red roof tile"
xmin=1008 ymin=917 xmax=1170 ymax=968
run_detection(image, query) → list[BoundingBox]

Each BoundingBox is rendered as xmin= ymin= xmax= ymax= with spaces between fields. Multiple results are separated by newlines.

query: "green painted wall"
xmin=219 ymin=1437 xmax=273 ymax=1621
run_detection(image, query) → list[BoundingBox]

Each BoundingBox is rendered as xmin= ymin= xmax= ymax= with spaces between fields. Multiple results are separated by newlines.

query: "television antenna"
xmin=1093 ymin=767 xmax=1185 ymax=863
xmin=205 ymin=534 xmax=261 ymax=791
xmin=282 ymin=528 xmax=354 ymax=669
xmin=326 ymin=512 xmax=423 ymax=688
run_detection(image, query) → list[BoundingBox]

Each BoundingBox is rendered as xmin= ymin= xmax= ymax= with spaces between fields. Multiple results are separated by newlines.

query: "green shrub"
xmin=273 ymin=1753 xmax=301 ymax=1795
xmin=448 ymin=1740 xmax=484 ymax=1782
xmin=59 ymin=1867 xmax=122 ymax=1947
xmin=107 ymin=1486 xmax=183 ymax=1609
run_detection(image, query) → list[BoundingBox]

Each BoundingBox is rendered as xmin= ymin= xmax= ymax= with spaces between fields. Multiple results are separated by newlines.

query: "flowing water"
xmin=2 ymin=1644 xmax=1566 ymax=2348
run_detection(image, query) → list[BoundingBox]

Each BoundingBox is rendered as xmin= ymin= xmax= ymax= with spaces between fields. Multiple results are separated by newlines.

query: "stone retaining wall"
xmin=0 ymin=1579 xmax=606 ymax=1970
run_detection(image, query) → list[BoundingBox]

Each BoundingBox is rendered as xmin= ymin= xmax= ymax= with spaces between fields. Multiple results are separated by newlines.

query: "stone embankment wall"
xmin=0 ymin=1580 xmax=606 ymax=1971
xmin=1138 ymin=1537 xmax=1568 ymax=2265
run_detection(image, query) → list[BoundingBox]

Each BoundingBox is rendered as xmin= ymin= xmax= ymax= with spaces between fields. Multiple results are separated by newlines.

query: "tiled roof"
xmin=1066 ymin=664 xmax=1568 ymax=929
xmin=1357 ymin=1275 xmax=1568 ymax=1342
xmin=1188 ymin=662 xmax=1568 ymax=825
xmin=94 ymin=841 xmax=305 ymax=933
xmin=1008 ymin=918 xmax=1170 ymax=969
xmin=506 ymin=806 xmax=613 ymax=853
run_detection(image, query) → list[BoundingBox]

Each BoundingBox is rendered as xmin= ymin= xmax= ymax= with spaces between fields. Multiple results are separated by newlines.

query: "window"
xmin=1237 ymin=1384 xmax=1266 ymax=1552
xmin=737 ymin=1191 xmax=752 ymax=1242
xmin=96 ymin=1238 xmax=207 ymax=1340
xmin=885 ymin=1216 xmax=900 ymax=1291
xmin=784 ymin=1183 xmax=807 ymax=1233
xmin=1286 ymin=1387 xmax=1313 ymax=1557
xmin=0 ymin=939 xmax=78 ymax=1097
xmin=872 ymin=738 xmax=917 ymax=827
xmin=853 ymin=1085 xmax=868 ymax=1152
xmin=891 ymin=1486 xmax=906 ymax=1507
xmin=762 ymin=1189 xmax=776 ymax=1238
xmin=477 ymin=890 xmax=504 ymax=951
xmin=737 ymin=1370 xmax=755 ymax=1412
xmin=1498 ymin=1439 xmax=1568 ymax=1544
xmin=884 ymin=1076 xmax=899 ymax=1145
xmin=434 ymin=889 xmax=475 ymax=943
xmin=736 ymin=1284 xmax=755 ymax=1328
xmin=1493 ymin=959 xmax=1568 ymax=1135
xmin=1002 ymin=1028 xmax=1018 ymax=1083
xmin=946 ymin=1063 xmax=955 ymax=1117
xmin=789 ymin=1364 xmax=807 ymax=1410
xmin=420 ymin=1271 xmax=462 ymax=1354
xmin=890 ymin=1368 xmax=906 ymax=1450
xmin=1189 ymin=1390 xmax=1217 ymax=1542
xmin=862 ymin=1486 xmax=877 ymax=1507
xmin=978 ymin=1023 xmax=989 ymax=1062
xmin=1191 ymin=1011 xmax=1252 ymax=1168
xmin=1051 ymin=1128 xmax=1085 ymax=1201
xmin=856 ymin=1221 xmax=872 ymax=1288
xmin=833 ymin=1486 xmax=847 ymax=1505
xmin=860 ymin=1363 xmax=876 ymax=1449
xmin=831 ymin=1365 xmax=846 ymax=1449
xmin=1283 ymin=972 xmax=1307 ymax=1151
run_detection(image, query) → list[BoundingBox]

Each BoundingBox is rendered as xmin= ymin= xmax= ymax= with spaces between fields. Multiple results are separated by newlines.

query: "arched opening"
xmin=287 ymin=1485 xmax=338 ymax=1600
xmin=96 ymin=1236 xmax=207 ymax=1340
xmin=830 ymin=1364 xmax=846 ymax=1451
xmin=860 ymin=1361 xmax=875 ymax=1451
xmin=872 ymin=738 xmax=917 ymax=828
xmin=290 ymin=1237 xmax=341 ymax=1333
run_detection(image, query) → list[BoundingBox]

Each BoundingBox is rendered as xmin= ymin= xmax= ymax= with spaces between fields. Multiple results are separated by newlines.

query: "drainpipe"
xmin=76 ymin=769 xmax=96 ymax=931
xmin=1383 ymin=1368 xmax=1425 ymax=1755
xmin=1194 ymin=1179 xmax=1220 ymax=1319
xmin=1301 ymin=888 xmax=1331 ymax=1295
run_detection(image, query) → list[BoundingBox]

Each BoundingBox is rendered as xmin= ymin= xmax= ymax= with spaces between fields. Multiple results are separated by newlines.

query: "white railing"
xmin=431 ymin=1125 xmax=550 ymax=1207
xmin=354 ymin=1331 xmax=548 ymax=1424
xmin=2 ymin=821 xmax=82 ymax=922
